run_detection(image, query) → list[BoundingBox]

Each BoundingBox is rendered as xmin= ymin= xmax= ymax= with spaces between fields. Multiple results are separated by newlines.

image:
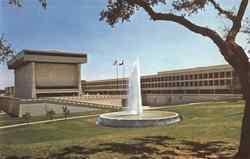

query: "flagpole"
xmin=119 ymin=59 xmax=125 ymax=96
xmin=114 ymin=61 xmax=115 ymax=96
xmin=116 ymin=64 xmax=119 ymax=95
xmin=123 ymin=61 xmax=125 ymax=96
xmin=113 ymin=59 xmax=118 ymax=96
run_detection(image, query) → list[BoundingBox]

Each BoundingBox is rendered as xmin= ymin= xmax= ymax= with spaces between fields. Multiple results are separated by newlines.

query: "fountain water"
xmin=96 ymin=59 xmax=181 ymax=127
xmin=127 ymin=59 xmax=143 ymax=115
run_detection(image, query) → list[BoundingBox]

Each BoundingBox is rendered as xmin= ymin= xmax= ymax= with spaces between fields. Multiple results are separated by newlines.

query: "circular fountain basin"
xmin=96 ymin=110 xmax=181 ymax=127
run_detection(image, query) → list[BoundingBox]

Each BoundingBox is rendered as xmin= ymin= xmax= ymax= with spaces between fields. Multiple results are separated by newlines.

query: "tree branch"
xmin=208 ymin=0 xmax=236 ymax=21
xmin=8 ymin=0 xmax=47 ymax=9
xmin=227 ymin=0 xmax=249 ymax=41
xmin=129 ymin=0 xmax=225 ymax=48
xmin=0 ymin=35 xmax=15 ymax=64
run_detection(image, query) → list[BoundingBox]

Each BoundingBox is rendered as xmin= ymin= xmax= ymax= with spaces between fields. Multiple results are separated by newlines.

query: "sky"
xmin=0 ymin=0 xmax=249 ymax=89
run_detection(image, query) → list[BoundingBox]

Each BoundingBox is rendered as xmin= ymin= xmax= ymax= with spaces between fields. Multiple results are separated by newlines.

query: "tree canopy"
xmin=0 ymin=35 xmax=15 ymax=63
xmin=8 ymin=0 xmax=48 ymax=9
xmin=0 ymin=0 xmax=48 ymax=63
xmin=100 ymin=0 xmax=250 ymax=45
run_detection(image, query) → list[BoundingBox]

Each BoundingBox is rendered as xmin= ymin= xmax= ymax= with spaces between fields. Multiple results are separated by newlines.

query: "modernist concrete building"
xmin=83 ymin=64 xmax=240 ymax=95
xmin=8 ymin=49 xmax=87 ymax=99
xmin=4 ymin=86 xmax=15 ymax=97
xmin=83 ymin=64 xmax=242 ymax=105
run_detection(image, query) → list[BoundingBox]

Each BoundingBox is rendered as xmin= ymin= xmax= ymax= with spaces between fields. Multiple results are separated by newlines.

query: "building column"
xmin=14 ymin=70 xmax=18 ymax=98
xmin=78 ymin=64 xmax=82 ymax=96
xmin=31 ymin=62 xmax=37 ymax=98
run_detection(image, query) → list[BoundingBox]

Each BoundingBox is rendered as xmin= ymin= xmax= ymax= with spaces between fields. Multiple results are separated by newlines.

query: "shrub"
xmin=22 ymin=112 xmax=31 ymax=123
xmin=62 ymin=106 xmax=70 ymax=119
xmin=46 ymin=109 xmax=56 ymax=120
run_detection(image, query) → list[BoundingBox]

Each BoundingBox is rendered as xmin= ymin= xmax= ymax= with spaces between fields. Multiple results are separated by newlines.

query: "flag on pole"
xmin=113 ymin=60 xmax=118 ymax=66
xmin=119 ymin=59 xmax=125 ymax=65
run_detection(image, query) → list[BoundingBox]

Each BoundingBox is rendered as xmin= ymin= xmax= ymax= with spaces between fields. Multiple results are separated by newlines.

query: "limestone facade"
xmin=8 ymin=49 xmax=87 ymax=99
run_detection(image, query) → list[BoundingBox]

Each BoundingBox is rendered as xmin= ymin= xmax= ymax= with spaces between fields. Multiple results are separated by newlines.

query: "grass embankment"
xmin=0 ymin=101 xmax=244 ymax=159
xmin=0 ymin=110 xmax=109 ymax=127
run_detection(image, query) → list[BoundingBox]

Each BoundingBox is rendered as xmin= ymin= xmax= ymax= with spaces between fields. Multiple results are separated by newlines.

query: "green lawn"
xmin=0 ymin=101 xmax=244 ymax=159
xmin=0 ymin=109 xmax=110 ymax=127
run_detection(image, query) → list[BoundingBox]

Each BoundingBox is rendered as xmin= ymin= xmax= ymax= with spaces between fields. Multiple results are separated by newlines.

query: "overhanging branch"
xmin=227 ymin=0 xmax=249 ymax=41
xmin=129 ymin=0 xmax=225 ymax=48
xmin=208 ymin=0 xmax=236 ymax=21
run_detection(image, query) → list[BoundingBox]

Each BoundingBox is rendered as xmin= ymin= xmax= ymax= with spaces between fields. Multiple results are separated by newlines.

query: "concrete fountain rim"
xmin=96 ymin=110 xmax=181 ymax=127
xmin=99 ymin=110 xmax=179 ymax=121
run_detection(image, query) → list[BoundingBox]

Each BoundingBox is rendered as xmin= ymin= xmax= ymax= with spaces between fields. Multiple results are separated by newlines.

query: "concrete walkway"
xmin=0 ymin=114 xmax=99 ymax=130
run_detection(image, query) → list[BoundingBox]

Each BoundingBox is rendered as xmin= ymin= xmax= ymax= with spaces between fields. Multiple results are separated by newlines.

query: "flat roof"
xmin=85 ymin=77 xmax=128 ymax=83
xmin=8 ymin=49 xmax=87 ymax=69
xmin=158 ymin=64 xmax=232 ymax=75
xmin=22 ymin=49 xmax=87 ymax=58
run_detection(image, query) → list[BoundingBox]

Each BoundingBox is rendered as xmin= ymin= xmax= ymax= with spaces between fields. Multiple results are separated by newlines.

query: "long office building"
xmin=83 ymin=64 xmax=240 ymax=95
xmin=82 ymin=64 xmax=242 ymax=105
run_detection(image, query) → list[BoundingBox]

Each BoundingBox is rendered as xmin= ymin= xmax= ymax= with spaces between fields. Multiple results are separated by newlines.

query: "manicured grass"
xmin=0 ymin=101 xmax=244 ymax=158
xmin=0 ymin=109 xmax=109 ymax=127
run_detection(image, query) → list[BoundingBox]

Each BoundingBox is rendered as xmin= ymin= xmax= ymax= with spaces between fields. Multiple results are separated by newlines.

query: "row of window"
xmin=142 ymin=71 xmax=232 ymax=82
xmin=85 ymin=89 xmax=241 ymax=95
xmin=85 ymin=71 xmax=233 ymax=86
xmin=85 ymin=79 xmax=233 ymax=90
xmin=142 ymin=79 xmax=232 ymax=88
xmin=85 ymin=80 xmax=127 ymax=86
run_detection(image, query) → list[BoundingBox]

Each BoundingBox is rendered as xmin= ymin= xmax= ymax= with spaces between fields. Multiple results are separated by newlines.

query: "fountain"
xmin=96 ymin=59 xmax=181 ymax=127
xmin=127 ymin=59 xmax=143 ymax=115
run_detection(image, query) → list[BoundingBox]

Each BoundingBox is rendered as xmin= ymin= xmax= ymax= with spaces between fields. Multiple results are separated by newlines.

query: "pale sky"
xmin=0 ymin=0 xmax=249 ymax=89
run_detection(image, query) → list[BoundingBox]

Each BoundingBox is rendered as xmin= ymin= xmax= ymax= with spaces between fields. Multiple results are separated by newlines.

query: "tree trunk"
xmin=236 ymin=71 xmax=250 ymax=159
xmin=235 ymin=68 xmax=250 ymax=159
xmin=237 ymin=97 xmax=250 ymax=158
xmin=221 ymin=41 xmax=250 ymax=158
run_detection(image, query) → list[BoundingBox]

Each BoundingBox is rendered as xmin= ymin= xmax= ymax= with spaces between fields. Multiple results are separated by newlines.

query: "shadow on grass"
xmin=5 ymin=136 xmax=237 ymax=159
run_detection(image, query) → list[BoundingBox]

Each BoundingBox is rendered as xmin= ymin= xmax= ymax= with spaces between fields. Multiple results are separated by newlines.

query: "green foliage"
xmin=0 ymin=35 xmax=15 ymax=64
xmin=8 ymin=0 xmax=47 ymax=9
xmin=1 ymin=0 xmax=48 ymax=64
xmin=172 ymin=0 xmax=209 ymax=15
xmin=100 ymin=0 xmax=249 ymax=44
xmin=62 ymin=106 xmax=70 ymax=119
xmin=100 ymin=0 xmax=167 ymax=27
xmin=46 ymin=109 xmax=56 ymax=120
xmin=22 ymin=112 xmax=31 ymax=123
xmin=100 ymin=0 xmax=211 ymax=26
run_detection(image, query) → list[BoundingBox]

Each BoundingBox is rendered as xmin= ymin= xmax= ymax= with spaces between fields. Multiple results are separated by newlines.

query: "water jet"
xmin=96 ymin=59 xmax=181 ymax=127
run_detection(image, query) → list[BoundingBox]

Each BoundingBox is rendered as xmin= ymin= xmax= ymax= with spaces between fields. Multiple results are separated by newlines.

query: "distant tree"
xmin=0 ymin=0 xmax=47 ymax=63
xmin=22 ymin=112 xmax=31 ymax=124
xmin=0 ymin=35 xmax=15 ymax=64
xmin=100 ymin=0 xmax=250 ymax=158
xmin=62 ymin=106 xmax=70 ymax=119
xmin=46 ymin=109 xmax=56 ymax=120
xmin=8 ymin=0 xmax=47 ymax=9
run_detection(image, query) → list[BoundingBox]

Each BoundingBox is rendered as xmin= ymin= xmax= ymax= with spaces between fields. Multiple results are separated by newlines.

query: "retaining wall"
xmin=142 ymin=94 xmax=242 ymax=106
xmin=0 ymin=96 xmax=117 ymax=117
xmin=0 ymin=96 xmax=20 ymax=116
xmin=19 ymin=101 xmax=97 ymax=117
xmin=0 ymin=94 xmax=243 ymax=117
